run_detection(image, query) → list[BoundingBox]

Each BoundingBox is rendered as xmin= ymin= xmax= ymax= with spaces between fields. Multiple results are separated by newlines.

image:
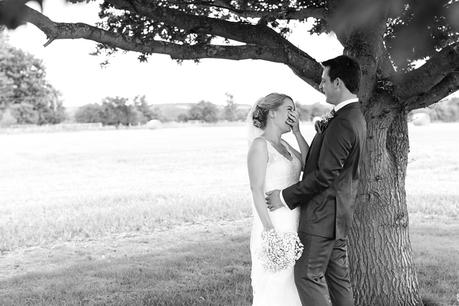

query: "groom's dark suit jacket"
xmin=283 ymin=102 xmax=366 ymax=239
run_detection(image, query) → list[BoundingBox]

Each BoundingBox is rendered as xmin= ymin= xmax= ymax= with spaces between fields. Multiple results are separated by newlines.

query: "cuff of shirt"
xmin=280 ymin=190 xmax=287 ymax=207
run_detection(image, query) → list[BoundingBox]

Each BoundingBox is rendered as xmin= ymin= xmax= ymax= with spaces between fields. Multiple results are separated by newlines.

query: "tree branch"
xmin=24 ymin=1 xmax=323 ymax=89
xmin=106 ymin=0 xmax=322 ymax=87
xmin=378 ymin=46 xmax=396 ymax=79
xmin=107 ymin=0 xmax=315 ymax=49
xmin=206 ymin=1 xmax=326 ymax=20
xmin=405 ymin=72 xmax=459 ymax=112
xmin=163 ymin=0 xmax=326 ymax=20
xmin=245 ymin=7 xmax=326 ymax=20
xmin=394 ymin=42 xmax=459 ymax=99
xmin=22 ymin=6 xmax=286 ymax=62
xmin=107 ymin=0 xmax=274 ymax=46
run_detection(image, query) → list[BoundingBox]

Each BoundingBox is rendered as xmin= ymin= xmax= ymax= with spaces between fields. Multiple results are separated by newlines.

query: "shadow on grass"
xmin=1 ymin=223 xmax=457 ymax=306
xmin=0 ymin=234 xmax=253 ymax=306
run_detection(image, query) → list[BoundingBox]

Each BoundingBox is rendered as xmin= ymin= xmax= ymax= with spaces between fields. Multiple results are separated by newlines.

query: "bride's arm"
xmin=293 ymin=130 xmax=309 ymax=169
xmin=247 ymin=138 xmax=274 ymax=231
xmin=289 ymin=111 xmax=309 ymax=168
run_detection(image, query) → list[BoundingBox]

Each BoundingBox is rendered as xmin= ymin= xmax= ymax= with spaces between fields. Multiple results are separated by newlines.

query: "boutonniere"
xmin=314 ymin=109 xmax=336 ymax=134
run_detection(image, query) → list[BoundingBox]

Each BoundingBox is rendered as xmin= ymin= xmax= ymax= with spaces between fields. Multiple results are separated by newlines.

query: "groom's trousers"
xmin=294 ymin=232 xmax=354 ymax=306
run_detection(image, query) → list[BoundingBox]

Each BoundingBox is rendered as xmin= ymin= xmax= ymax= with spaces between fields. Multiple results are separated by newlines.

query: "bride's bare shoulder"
xmin=250 ymin=136 xmax=267 ymax=148
xmin=248 ymin=137 xmax=268 ymax=159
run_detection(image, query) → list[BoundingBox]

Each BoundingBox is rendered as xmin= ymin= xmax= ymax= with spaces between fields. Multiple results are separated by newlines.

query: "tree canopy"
xmin=0 ymin=32 xmax=65 ymax=125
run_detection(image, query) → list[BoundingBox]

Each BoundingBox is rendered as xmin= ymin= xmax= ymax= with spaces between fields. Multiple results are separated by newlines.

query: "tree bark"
xmin=349 ymin=94 xmax=422 ymax=306
xmin=333 ymin=12 xmax=424 ymax=303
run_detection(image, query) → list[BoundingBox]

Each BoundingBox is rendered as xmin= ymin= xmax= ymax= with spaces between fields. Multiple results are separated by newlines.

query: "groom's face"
xmin=320 ymin=67 xmax=339 ymax=105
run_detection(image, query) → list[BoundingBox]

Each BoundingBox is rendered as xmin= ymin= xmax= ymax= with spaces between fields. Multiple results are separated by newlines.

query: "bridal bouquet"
xmin=258 ymin=229 xmax=304 ymax=273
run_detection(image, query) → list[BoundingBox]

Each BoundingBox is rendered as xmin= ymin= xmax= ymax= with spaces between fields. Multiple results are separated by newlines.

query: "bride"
xmin=247 ymin=93 xmax=309 ymax=305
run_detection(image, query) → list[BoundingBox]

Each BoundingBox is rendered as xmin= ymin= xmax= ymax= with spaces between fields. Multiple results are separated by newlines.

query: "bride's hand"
xmin=287 ymin=110 xmax=300 ymax=134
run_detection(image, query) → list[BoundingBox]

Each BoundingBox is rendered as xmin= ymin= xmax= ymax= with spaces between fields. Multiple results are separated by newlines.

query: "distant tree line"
xmin=73 ymin=95 xmax=351 ymax=126
xmin=296 ymin=102 xmax=332 ymax=121
xmin=75 ymin=95 xmax=160 ymax=127
xmin=177 ymin=93 xmax=249 ymax=123
xmin=0 ymin=32 xmax=65 ymax=126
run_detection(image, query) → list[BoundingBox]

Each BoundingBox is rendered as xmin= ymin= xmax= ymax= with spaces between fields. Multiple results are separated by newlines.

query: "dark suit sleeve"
xmin=283 ymin=118 xmax=356 ymax=209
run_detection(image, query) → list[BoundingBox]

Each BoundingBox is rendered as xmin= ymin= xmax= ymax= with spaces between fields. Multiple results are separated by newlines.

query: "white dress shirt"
xmin=333 ymin=97 xmax=359 ymax=112
xmin=278 ymin=97 xmax=359 ymax=208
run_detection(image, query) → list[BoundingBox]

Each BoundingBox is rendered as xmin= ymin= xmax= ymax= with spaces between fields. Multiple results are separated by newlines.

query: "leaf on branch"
xmin=138 ymin=53 xmax=149 ymax=62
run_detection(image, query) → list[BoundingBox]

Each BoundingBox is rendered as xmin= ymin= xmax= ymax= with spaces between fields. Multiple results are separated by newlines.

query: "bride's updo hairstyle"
xmin=252 ymin=93 xmax=292 ymax=129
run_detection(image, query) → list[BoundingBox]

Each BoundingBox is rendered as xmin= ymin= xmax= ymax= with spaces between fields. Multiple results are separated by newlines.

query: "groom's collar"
xmin=333 ymin=98 xmax=359 ymax=113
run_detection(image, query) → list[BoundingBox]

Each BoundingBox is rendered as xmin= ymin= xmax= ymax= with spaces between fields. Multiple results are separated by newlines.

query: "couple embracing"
xmin=247 ymin=55 xmax=367 ymax=306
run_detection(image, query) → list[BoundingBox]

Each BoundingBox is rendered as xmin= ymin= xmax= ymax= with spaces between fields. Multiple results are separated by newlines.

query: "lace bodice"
xmin=262 ymin=137 xmax=302 ymax=192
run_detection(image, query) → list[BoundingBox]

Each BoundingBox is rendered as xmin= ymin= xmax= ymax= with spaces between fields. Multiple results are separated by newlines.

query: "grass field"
xmin=0 ymin=122 xmax=458 ymax=305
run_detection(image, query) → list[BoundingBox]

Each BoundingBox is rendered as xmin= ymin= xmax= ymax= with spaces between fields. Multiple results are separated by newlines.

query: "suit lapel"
xmin=303 ymin=132 xmax=324 ymax=175
xmin=302 ymin=101 xmax=361 ymax=177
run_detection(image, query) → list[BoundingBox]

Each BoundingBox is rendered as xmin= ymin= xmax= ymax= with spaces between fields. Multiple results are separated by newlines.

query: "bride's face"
xmin=272 ymin=98 xmax=295 ymax=133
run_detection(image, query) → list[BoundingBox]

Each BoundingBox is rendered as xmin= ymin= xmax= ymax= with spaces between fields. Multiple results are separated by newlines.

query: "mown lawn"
xmin=0 ymin=123 xmax=458 ymax=305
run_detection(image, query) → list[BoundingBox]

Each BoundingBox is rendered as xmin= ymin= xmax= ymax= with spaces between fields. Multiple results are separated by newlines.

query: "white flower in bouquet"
xmin=258 ymin=229 xmax=304 ymax=273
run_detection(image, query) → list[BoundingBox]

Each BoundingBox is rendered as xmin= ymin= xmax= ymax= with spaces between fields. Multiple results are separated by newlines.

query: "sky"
xmin=6 ymin=1 xmax=344 ymax=108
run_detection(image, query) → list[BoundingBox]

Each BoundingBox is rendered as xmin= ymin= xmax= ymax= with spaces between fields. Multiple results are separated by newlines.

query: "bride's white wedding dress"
xmin=250 ymin=137 xmax=302 ymax=306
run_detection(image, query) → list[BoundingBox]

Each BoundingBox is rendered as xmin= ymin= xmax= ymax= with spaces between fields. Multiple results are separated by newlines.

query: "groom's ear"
xmin=336 ymin=77 xmax=350 ymax=92
xmin=334 ymin=77 xmax=341 ymax=88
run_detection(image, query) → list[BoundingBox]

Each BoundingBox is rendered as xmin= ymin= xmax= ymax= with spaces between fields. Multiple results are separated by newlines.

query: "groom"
xmin=266 ymin=55 xmax=366 ymax=306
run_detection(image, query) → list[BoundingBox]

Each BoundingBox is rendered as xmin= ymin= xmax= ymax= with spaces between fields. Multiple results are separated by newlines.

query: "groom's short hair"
xmin=321 ymin=55 xmax=361 ymax=94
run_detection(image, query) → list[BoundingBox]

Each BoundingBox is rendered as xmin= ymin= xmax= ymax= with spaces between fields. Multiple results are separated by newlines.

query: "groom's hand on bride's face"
xmin=265 ymin=190 xmax=284 ymax=211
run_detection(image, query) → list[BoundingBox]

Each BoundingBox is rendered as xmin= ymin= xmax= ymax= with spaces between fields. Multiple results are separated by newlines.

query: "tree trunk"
xmin=348 ymin=94 xmax=422 ymax=306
